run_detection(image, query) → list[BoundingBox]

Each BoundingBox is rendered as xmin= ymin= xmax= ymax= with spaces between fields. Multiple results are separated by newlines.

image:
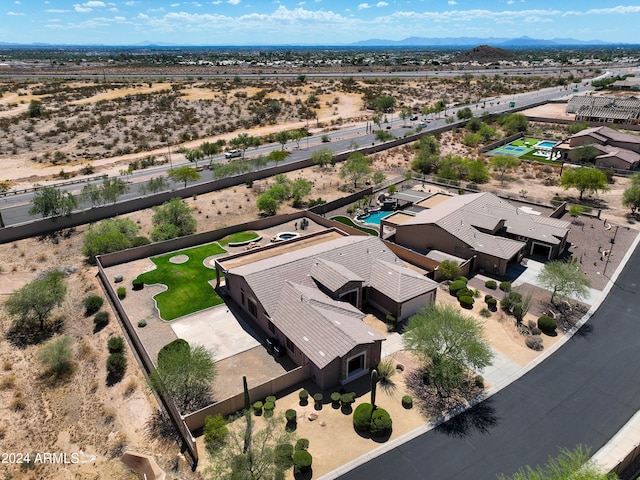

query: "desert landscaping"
xmin=1 ymin=70 xmax=639 ymax=480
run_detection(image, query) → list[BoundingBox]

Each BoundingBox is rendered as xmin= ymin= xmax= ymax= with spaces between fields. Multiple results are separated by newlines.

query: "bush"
xmin=525 ymin=335 xmax=544 ymax=351
xmin=340 ymin=392 xmax=355 ymax=407
xmin=83 ymin=295 xmax=104 ymax=315
xmin=313 ymin=393 xmax=323 ymax=405
xmin=132 ymin=278 xmax=144 ymax=291
xmin=370 ymin=408 xmax=392 ymax=437
xmin=107 ymin=336 xmax=125 ymax=354
xmin=449 ymin=280 xmax=467 ymax=296
xmin=117 ymin=287 xmax=126 ymax=299
xmin=253 ymin=401 xmax=263 ymax=415
xmin=131 ymin=236 xmax=151 ymax=247
xmin=293 ymin=450 xmax=312 ymax=475
xmin=499 ymin=281 xmax=512 ymax=292
xmin=274 ymin=443 xmax=294 ymax=470
xmin=330 ymin=392 xmax=341 ymax=406
xmin=38 ymin=335 xmax=74 ymax=379
xmin=137 ymin=319 xmax=147 ymax=328
xmin=106 ymin=353 xmax=127 ymax=377
xmin=480 ymin=308 xmax=492 ymax=317
xmin=94 ymin=311 xmax=109 ymax=330
xmin=485 ymin=280 xmax=497 ymax=290
xmin=538 ymin=315 xmax=557 ymax=334
xmin=285 ymin=409 xmax=297 ymax=422
xmin=401 ymin=395 xmax=413 ymax=409
xmin=204 ymin=414 xmax=228 ymax=452
xmin=459 ymin=296 xmax=474 ymax=309
xmin=158 ymin=339 xmax=189 ymax=365
xmin=487 ymin=297 xmax=497 ymax=311
xmin=484 ymin=294 xmax=493 ymax=302
xmin=295 ymin=438 xmax=309 ymax=451
xmin=474 ymin=375 xmax=485 ymax=388
xmin=455 ymin=288 xmax=473 ymax=299
xmin=454 ymin=276 xmax=468 ymax=284
xmin=299 ymin=389 xmax=309 ymax=403
xmin=265 ymin=395 xmax=276 ymax=406
xmin=353 ymin=403 xmax=373 ymax=432
xmin=263 ymin=401 xmax=275 ymax=417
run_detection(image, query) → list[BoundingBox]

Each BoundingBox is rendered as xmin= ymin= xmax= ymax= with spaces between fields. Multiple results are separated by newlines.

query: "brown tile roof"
xmin=370 ymin=259 xmax=438 ymax=303
xmin=272 ymin=282 xmax=383 ymax=368
xmin=310 ymin=259 xmax=364 ymax=293
xmin=571 ymin=126 xmax=640 ymax=145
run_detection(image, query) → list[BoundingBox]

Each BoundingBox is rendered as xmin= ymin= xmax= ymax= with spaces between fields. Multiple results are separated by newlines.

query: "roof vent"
xmin=319 ymin=351 xmax=326 ymax=357
xmin=303 ymin=336 xmax=309 ymax=342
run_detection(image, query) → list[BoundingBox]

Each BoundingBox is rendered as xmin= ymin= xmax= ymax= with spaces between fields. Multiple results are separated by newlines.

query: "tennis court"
xmin=488 ymin=144 xmax=532 ymax=157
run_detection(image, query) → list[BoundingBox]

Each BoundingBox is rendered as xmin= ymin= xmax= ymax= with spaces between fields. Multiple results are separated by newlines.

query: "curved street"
xmin=335 ymin=241 xmax=640 ymax=480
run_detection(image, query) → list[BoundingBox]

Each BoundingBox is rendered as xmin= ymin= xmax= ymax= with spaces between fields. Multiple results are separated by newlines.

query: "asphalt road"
xmin=337 ymin=244 xmax=640 ymax=480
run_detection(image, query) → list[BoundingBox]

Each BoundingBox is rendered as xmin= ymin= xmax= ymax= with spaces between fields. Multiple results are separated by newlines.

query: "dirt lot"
xmin=1 ymin=76 xmax=639 ymax=479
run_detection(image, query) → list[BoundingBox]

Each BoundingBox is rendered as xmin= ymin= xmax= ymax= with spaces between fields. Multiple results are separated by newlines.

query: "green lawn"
xmin=511 ymin=138 xmax=539 ymax=147
xmin=135 ymin=242 xmax=227 ymax=321
xmin=217 ymin=231 xmax=259 ymax=246
xmin=331 ymin=216 xmax=379 ymax=236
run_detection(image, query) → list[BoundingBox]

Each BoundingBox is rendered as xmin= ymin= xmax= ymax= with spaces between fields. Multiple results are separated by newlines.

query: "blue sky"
xmin=3 ymin=1 xmax=640 ymax=46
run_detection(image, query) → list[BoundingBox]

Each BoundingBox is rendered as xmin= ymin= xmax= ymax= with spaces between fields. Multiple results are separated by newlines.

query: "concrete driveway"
xmin=170 ymin=304 xmax=261 ymax=361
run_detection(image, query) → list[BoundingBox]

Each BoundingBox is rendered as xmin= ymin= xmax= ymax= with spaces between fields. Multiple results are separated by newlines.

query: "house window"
xmin=240 ymin=290 xmax=245 ymax=306
xmin=285 ymin=337 xmax=295 ymax=353
xmin=248 ymin=297 xmax=257 ymax=318
xmin=268 ymin=320 xmax=275 ymax=333
xmin=346 ymin=352 xmax=365 ymax=377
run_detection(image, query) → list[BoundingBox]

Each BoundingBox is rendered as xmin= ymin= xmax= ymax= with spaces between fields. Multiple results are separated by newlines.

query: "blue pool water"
xmin=358 ymin=210 xmax=392 ymax=225
xmin=536 ymin=141 xmax=556 ymax=149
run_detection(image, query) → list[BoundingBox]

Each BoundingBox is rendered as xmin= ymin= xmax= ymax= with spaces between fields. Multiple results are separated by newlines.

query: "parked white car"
xmin=224 ymin=150 xmax=242 ymax=159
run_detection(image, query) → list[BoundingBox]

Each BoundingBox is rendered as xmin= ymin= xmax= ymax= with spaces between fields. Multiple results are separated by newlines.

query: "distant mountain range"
xmin=350 ymin=36 xmax=611 ymax=47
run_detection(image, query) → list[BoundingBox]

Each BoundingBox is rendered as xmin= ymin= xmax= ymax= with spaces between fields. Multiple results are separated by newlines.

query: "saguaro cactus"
xmin=371 ymin=369 xmax=379 ymax=409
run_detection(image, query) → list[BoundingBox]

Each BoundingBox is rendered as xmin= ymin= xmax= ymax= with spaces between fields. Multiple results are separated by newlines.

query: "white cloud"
xmin=507 ymin=0 xmax=515 ymax=4
xmin=564 ymin=6 xmax=640 ymax=16
xmin=171 ymin=3 xmax=180 ymax=6
xmin=358 ymin=3 xmax=371 ymax=9
xmin=14 ymin=0 xmax=21 ymax=4
xmin=227 ymin=0 xmax=240 ymax=4
xmin=448 ymin=0 xmax=456 ymax=5
xmin=7 ymin=11 xmax=26 ymax=15
xmin=74 ymin=5 xmax=92 ymax=12
xmin=84 ymin=1 xmax=106 ymax=7
xmin=376 ymin=1 xmax=388 ymax=6
xmin=124 ymin=1 xmax=137 ymax=5
xmin=46 ymin=8 xmax=68 ymax=13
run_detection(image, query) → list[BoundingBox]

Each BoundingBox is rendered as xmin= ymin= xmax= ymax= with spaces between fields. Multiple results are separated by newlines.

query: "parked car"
xmin=410 ymin=115 xmax=419 ymax=121
xmin=225 ymin=149 xmax=242 ymax=159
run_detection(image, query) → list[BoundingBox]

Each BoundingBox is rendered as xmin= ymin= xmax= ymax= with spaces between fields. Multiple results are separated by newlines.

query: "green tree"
xmin=204 ymin=415 xmax=294 ymax=480
xmin=149 ymin=342 xmax=217 ymax=414
xmin=497 ymin=445 xmax=618 ymax=480
xmin=403 ymin=303 xmax=493 ymax=392
xmin=537 ymin=260 xmax=591 ymax=304
xmin=311 ymin=147 xmax=334 ymax=168
xmin=622 ymin=184 xmax=640 ymax=214
xmin=437 ymin=260 xmax=462 ymax=280
xmin=466 ymin=160 xmax=490 ymax=183
xmin=140 ymin=176 xmax=169 ymax=195
xmin=339 ymin=153 xmax=373 ymax=189
xmin=490 ymin=155 xmax=521 ymax=185
xmin=290 ymin=178 xmax=313 ymax=208
xmin=168 ymin=166 xmax=201 ymax=188
xmin=256 ymin=193 xmax=279 ymax=216
xmin=570 ymin=145 xmax=600 ymax=164
xmin=416 ymin=135 xmax=440 ymax=156
xmin=182 ymin=147 xmax=204 ymax=168
xmin=499 ymin=113 xmax=528 ymax=135
xmin=372 ymin=171 xmax=386 ymax=186
xmin=29 ymin=186 xmax=77 ymax=220
xmin=82 ymin=217 xmax=140 ymax=263
xmin=28 ymin=99 xmax=45 ymax=117
xmin=568 ymin=204 xmax=585 ymax=222
xmin=5 ymin=270 xmax=67 ymax=332
xmin=200 ymin=141 xmax=221 ymax=164
xmin=399 ymin=107 xmax=412 ymax=125
xmin=559 ymin=167 xmax=610 ymax=200
xmin=374 ymin=95 xmax=396 ymax=113
xmin=466 ymin=117 xmax=483 ymax=133
xmin=81 ymin=184 xmax=104 ymax=207
xmin=266 ymin=149 xmax=290 ymax=167
xmin=437 ymin=155 xmax=467 ymax=180
xmin=567 ymin=121 xmax=589 ymax=135
xmin=151 ymin=198 xmax=197 ymax=241
xmin=411 ymin=150 xmax=439 ymax=175
xmin=275 ymin=130 xmax=290 ymax=150
xmin=229 ymin=133 xmax=259 ymax=159
xmin=100 ymin=177 xmax=128 ymax=204
xmin=38 ymin=335 xmax=74 ymax=380
xmin=456 ymin=107 xmax=473 ymax=120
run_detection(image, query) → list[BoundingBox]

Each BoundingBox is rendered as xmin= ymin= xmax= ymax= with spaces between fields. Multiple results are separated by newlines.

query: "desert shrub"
xmin=313 ymin=393 xmax=323 ymax=405
xmin=370 ymin=408 xmax=392 ymax=437
xmin=538 ymin=315 xmax=557 ymax=334
xmin=158 ymin=339 xmax=189 ymax=365
xmin=293 ymin=450 xmax=312 ymax=475
xmin=285 ymin=409 xmax=297 ymax=422
xmin=117 ymin=287 xmax=126 ymax=299
xmin=38 ymin=335 xmax=74 ymax=379
xmin=487 ymin=297 xmax=497 ymax=311
xmin=525 ymin=335 xmax=544 ymax=351
xmin=131 ymin=236 xmax=151 ymax=247
xmin=295 ymin=438 xmax=309 ymax=451
xmin=353 ymin=403 xmax=373 ymax=432
xmin=501 ymin=291 xmax=522 ymax=313
xmin=449 ymin=280 xmax=467 ymax=296
xmin=264 ymin=401 xmax=275 ymax=417
xmin=137 ymin=319 xmax=147 ymax=328
xmin=94 ymin=311 xmax=109 ymax=330
xmin=83 ymin=295 xmax=104 ymax=315
xmin=499 ymin=281 xmax=511 ymax=292
xmin=485 ymin=280 xmax=497 ymax=290
xmin=531 ymin=326 xmax=542 ymax=335
xmin=340 ymin=392 xmax=355 ymax=407
xmin=480 ymin=308 xmax=492 ymax=317
xmin=274 ymin=443 xmax=294 ymax=470
xmin=106 ymin=353 xmax=127 ymax=377
xmin=474 ymin=375 xmax=485 ymax=388
xmin=204 ymin=414 xmax=228 ymax=452
xmin=401 ymin=395 xmax=413 ymax=409
xmin=459 ymin=296 xmax=474 ymax=309
xmin=265 ymin=395 xmax=276 ymax=406
xmin=107 ymin=336 xmax=125 ymax=354
xmin=330 ymin=392 xmax=341 ymax=406
xmin=132 ymin=278 xmax=144 ymax=291
xmin=253 ymin=401 xmax=263 ymax=415
xmin=454 ymin=276 xmax=468 ymax=284
xmin=299 ymin=389 xmax=309 ymax=404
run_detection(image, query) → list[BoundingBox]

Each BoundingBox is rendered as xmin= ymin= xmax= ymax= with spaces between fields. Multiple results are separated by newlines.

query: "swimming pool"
xmin=357 ymin=210 xmax=392 ymax=225
xmin=536 ymin=141 xmax=557 ymax=149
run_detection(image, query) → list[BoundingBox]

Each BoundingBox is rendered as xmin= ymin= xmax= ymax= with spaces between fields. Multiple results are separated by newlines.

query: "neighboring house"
xmin=566 ymin=95 xmax=640 ymax=125
xmin=554 ymin=125 xmax=640 ymax=170
xmin=393 ymin=192 xmax=570 ymax=275
xmin=216 ymin=233 xmax=438 ymax=389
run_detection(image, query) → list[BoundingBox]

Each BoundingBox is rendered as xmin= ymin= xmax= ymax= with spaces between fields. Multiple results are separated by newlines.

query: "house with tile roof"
xmin=216 ymin=233 xmax=438 ymax=389
xmin=567 ymin=95 xmax=640 ymax=125
xmin=553 ymin=126 xmax=640 ymax=170
xmin=393 ymin=192 xmax=570 ymax=275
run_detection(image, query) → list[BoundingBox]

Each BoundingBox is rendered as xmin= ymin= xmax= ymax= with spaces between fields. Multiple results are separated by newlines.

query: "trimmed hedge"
xmin=485 ymin=280 xmax=497 ymax=290
xmin=353 ymin=403 xmax=373 ymax=432
xmin=486 ymin=297 xmax=497 ymax=311
xmin=285 ymin=409 xmax=297 ymax=422
xmin=455 ymin=288 xmax=473 ymax=299
xmin=499 ymin=281 xmax=512 ymax=292
xmin=459 ymin=296 xmax=474 ymax=309
xmin=293 ymin=450 xmax=312 ymax=475
xmin=132 ymin=278 xmax=144 ymax=291
xmin=449 ymin=280 xmax=467 ymax=296
xmin=253 ymin=401 xmax=263 ymax=415
xmin=402 ymin=395 xmax=413 ymax=409
xmin=265 ymin=395 xmax=276 ymax=406
xmin=370 ymin=408 xmax=392 ymax=437
xmin=340 ymin=392 xmax=355 ymax=407
xmin=454 ymin=276 xmax=469 ymax=284
xmin=295 ymin=438 xmax=309 ymax=451
xmin=538 ymin=315 xmax=557 ymax=334
xmin=299 ymin=389 xmax=309 ymax=405
xmin=117 ymin=287 xmax=126 ymax=299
